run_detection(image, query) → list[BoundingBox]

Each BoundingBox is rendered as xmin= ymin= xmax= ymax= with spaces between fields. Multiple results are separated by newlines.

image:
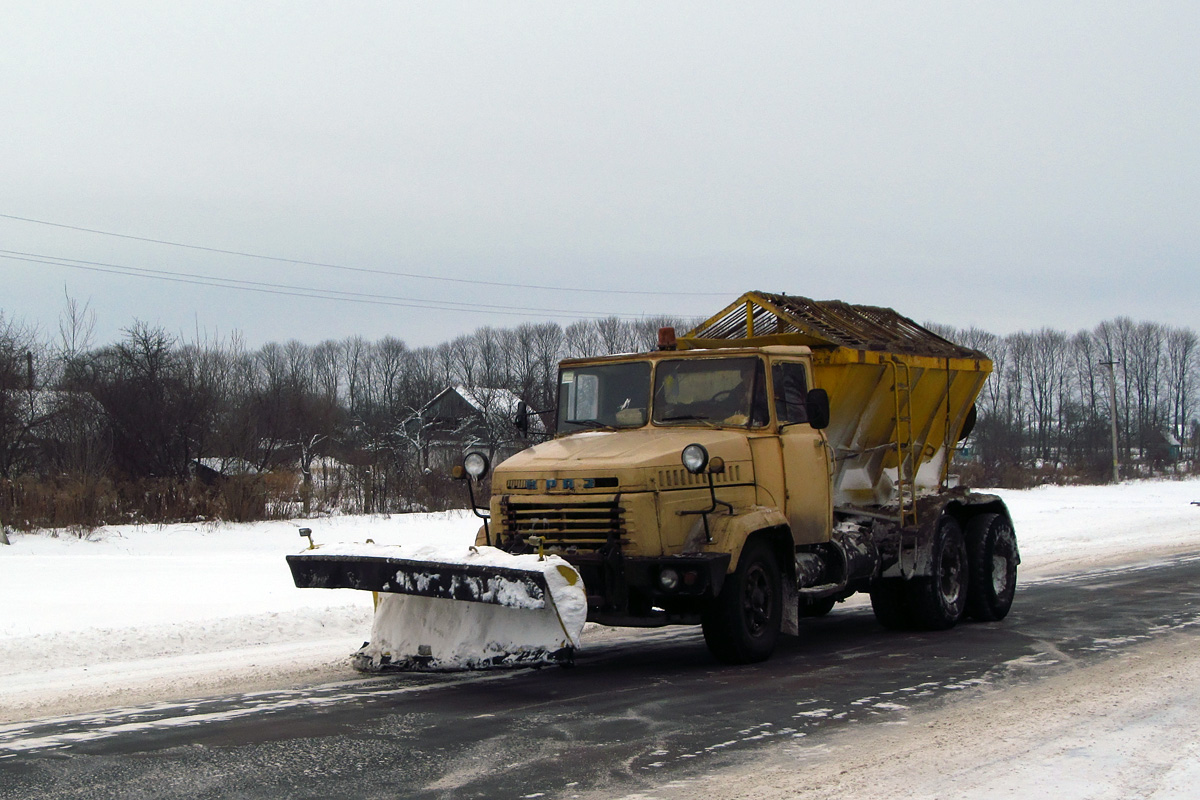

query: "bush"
xmin=0 ymin=469 xmax=312 ymax=531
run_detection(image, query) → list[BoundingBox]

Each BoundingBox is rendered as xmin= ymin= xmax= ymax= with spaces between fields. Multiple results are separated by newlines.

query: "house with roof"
xmin=400 ymin=385 xmax=544 ymax=471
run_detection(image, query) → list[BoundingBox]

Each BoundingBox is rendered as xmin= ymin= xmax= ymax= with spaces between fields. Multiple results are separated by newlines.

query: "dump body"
xmin=683 ymin=292 xmax=991 ymax=516
xmin=813 ymin=348 xmax=988 ymax=506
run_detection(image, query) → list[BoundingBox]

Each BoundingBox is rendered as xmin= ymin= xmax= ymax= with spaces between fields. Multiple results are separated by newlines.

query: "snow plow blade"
xmin=287 ymin=552 xmax=552 ymax=609
xmin=287 ymin=544 xmax=587 ymax=672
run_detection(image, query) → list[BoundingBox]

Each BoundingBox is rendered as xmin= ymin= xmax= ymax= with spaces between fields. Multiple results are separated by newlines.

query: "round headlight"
xmin=681 ymin=443 xmax=709 ymax=474
xmin=463 ymin=452 xmax=490 ymax=479
xmin=659 ymin=568 xmax=680 ymax=591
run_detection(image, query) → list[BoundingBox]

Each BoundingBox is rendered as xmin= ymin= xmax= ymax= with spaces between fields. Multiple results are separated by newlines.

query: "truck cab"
xmin=482 ymin=345 xmax=831 ymax=625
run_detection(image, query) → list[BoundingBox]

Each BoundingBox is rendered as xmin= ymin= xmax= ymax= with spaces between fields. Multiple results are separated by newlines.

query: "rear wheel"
xmin=909 ymin=515 xmax=969 ymax=630
xmin=702 ymin=538 xmax=782 ymax=664
xmin=965 ymin=513 xmax=1018 ymax=621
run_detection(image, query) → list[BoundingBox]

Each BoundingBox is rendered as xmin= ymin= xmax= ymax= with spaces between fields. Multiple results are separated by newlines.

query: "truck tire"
xmin=909 ymin=515 xmax=968 ymax=630
xmin=702 ymin=538 xmax=782 ymax=664
xmin=965 ymin=513 xmax=1018 ymax=622
xmin=869 ymin=579 xmax=913 ymax=630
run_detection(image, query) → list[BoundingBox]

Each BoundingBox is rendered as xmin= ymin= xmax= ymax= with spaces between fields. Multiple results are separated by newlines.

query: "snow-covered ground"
xmin=2 ymin=479 xmax=1199 ymax=795
xmin=0 ymin=510 xmax=480 ymax=721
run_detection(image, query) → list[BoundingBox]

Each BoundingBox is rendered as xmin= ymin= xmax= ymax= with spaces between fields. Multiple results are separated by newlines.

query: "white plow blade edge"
xmin=358 ymin=546 xmax=586 ymax=671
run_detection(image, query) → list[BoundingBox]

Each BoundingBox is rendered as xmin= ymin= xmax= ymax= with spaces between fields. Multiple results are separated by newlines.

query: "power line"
xmin=0 ymin=247 xmax=649 ymax=316
xmin=0 ymin=250 xmax=670 ymax=321
xmin=0 ymin=212 xmax=732 ymax=298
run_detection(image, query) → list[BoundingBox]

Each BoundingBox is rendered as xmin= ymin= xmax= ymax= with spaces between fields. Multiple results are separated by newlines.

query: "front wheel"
xmin=702 ymin=539 xmax=782 ymax=664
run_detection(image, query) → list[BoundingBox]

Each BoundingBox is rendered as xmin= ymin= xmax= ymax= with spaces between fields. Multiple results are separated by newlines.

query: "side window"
xmin=772 ymin=362 xmax=809 ymax=425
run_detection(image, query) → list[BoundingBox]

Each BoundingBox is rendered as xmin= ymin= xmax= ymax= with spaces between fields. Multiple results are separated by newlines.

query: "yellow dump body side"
xmin=811 ymin=347 xmax=991 ymax=508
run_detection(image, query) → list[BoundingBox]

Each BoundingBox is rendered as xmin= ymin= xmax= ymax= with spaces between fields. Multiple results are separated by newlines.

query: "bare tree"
xmin=310 ymin=340 xmax=342 ymax=405
xmin=1128 ymin=322 xmax=1166 ymax=456
xmin=57 ymin=291 xmax=96 ymax=362
xmin=373 ymin=336 xmax=408 ymax=415
xmin=1093 ymin=318 xmax=1136 ymax=460
xmin=0 ymin=313 xmax=49 ymax=478
xmin=1165 ymin=327 xmax=1198 ymax=440
xmin=341 ymin=335 xmax=370 ymax=415
xmin=1024 ymin=329 xmax=1070 ymax=462
xmin=563 ymin=319 xmax=599 ymax=358
xmin=530 ymin=322 xmax=565 ymax=414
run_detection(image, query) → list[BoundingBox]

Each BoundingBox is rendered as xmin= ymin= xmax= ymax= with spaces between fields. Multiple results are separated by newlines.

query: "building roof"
xmin=407 ymin=385 xmax=546 ymax=435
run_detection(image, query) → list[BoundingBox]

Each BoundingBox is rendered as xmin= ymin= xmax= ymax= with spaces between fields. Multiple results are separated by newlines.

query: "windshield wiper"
xmin=566 ymin=418 xmax=618 ymax=431
xmin=658 ymin=414 xmax=717 ymax=428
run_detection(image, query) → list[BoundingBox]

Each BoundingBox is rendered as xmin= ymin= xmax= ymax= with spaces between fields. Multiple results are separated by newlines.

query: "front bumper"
xmin=568 ymin=551 xmax=731 ymax=621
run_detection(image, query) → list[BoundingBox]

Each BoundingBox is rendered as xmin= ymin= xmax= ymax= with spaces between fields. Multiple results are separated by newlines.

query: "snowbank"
xmin=0 ymin=511 xmax=479 ymax=720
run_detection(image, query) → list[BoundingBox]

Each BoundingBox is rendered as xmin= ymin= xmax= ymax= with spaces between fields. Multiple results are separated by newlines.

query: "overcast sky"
xmin=2 ymin=2 xmax=1197 ymax=349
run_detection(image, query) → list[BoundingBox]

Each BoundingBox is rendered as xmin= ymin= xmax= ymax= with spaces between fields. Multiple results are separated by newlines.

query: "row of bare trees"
xmin=0 ymin=302 xmax=687 ymax=529
xmin=928 ymin=319 xmax=1199 ymax=485
xmin=2 ymin=299 xmax=1196 ymax=529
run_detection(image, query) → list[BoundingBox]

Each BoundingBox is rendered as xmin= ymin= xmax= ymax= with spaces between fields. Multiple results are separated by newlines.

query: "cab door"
xmin=773 ymin=359 xmax=833 ymax=544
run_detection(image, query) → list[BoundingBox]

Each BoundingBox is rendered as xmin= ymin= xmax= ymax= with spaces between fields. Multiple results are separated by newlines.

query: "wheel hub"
xmin=742 ymin=565 xmax=772 ymax=635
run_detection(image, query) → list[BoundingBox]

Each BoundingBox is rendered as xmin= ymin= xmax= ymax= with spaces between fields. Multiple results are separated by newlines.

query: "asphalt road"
xmin=3 ymin=554 xmax=1200 ymax=800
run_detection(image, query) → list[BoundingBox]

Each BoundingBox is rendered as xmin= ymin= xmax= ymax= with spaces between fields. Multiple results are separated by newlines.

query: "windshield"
xmin=556 ymin=362 xmax=652 ymax=434
xmin=652 ymin=357 xmax=768 ymax=428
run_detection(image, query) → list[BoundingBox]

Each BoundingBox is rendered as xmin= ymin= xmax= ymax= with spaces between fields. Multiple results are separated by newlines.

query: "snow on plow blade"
xmin=287 ymin=544 xmax=586 ymax=672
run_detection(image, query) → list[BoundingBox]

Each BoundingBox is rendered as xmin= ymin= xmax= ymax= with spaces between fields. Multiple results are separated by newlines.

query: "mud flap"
xmin=782 ymin=577 xmax=800 ymax=637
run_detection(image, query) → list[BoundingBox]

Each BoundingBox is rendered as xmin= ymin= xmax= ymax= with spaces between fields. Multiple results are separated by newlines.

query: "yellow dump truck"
xmin=290 ymin=292 xmax=1018 ymax=667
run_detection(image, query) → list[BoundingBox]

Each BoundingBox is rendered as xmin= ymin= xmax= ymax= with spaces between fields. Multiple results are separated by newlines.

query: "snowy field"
xmin=0 ymin=510 xmax=480 ymax=721
xmin=2 ymin=478 xmax=1199 ymax=796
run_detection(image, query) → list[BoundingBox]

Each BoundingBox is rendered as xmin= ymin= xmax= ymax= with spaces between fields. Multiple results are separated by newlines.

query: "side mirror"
xmin=514 ymin=400 xmax=529 ymax=436
xmin=805 ymin=388 xmax=830 ymax=430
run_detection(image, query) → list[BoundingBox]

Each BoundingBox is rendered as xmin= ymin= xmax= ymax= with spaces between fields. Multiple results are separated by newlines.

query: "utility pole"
xmin=1099 ymin=360 xmax=1120 ymax=483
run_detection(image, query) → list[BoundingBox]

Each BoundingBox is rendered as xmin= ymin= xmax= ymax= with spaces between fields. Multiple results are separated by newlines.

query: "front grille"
xmin=499 ymin=497 xmax=625 ymax=551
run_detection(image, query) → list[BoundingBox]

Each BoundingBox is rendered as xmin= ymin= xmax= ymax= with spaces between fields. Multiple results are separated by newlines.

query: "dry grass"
xmin=0 ymin=472 xmax=304 ymax=532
